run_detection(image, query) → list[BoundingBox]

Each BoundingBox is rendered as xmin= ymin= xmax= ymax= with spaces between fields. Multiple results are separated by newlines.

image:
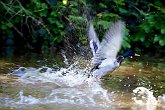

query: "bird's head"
xmin=122 ymin=50 xmax=140 ymax=58
xmin=116 ymin=50 xmax=140 ymax=65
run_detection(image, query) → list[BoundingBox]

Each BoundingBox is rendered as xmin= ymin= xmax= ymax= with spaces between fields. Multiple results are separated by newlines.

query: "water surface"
xmin=0 ymin=53 xmax=165 ymax=110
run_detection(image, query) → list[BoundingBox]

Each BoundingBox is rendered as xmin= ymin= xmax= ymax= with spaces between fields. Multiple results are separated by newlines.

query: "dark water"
xmin=0 ymin=53 xmax=165 ymax=110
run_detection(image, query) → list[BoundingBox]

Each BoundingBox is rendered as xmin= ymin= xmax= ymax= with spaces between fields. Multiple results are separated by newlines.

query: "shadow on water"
xmin=0 ymin=53 xmax=165 ymax=110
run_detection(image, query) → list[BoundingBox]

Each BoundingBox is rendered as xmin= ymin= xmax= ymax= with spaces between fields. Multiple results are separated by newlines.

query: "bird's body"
xmin=88 ymin=20 xmax=135 ymax=79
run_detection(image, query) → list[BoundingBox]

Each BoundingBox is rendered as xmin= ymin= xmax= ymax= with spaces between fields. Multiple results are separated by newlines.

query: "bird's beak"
xmin=130 ymin=53 xmax=140 ymax=58
xmin=135 ymin=53 xmax=140 ymax=56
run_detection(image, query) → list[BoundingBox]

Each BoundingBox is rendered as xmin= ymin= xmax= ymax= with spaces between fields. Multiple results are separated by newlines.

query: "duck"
xmin=88 ymin=20 xmax=138 ymax=79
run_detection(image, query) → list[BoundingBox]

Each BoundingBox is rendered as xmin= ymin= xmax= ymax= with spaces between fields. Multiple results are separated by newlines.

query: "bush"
xmin=0 ymin=0 xmax=164 ymax=56
xmin=0 ymin=0 xmax=65 ymax=54
xmin=85 ymin=0 xmax=165 ymax=56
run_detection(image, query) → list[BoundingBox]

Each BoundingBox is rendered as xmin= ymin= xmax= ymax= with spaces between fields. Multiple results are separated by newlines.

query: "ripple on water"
xmin=0 ymin=57 xmax=165 ymax=110
xmin=1 ymin=62 xmax=114 ymax=109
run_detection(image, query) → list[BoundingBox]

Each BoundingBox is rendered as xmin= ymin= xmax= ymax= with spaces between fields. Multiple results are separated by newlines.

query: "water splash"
xmin=13 ymin=60 xmax=93 ymax=87
xmin=132 ymin=87 xmax=165 ymax=110
xmin=158 ymin=94 xmax=165 ymax=108
xmin=15 ymin=90 xmax=40 ymax=105
xmin=3 ymin=58 xmax=112 ymax=108
xmin=61 ymin=49 xmax=69 ymax=65
xmin=2 ymin=58 xmax=165 ymax=109
xmin=132 ymin=87 xmax=157 ymax=105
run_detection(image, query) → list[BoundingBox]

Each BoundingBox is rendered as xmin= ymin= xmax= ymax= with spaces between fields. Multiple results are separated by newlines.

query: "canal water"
xmin=0 ymin=53 xmax=164 ymax=110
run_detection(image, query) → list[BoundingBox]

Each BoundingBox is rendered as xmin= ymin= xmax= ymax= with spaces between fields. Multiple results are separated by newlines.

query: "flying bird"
xmin=88 ymin=20 xmax=138 ymax=79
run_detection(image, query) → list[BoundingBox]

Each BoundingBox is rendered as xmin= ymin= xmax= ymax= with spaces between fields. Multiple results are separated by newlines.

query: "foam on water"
xmin=1 ymin=58 xmax=165 ymax=109
xmin=132 ymin=87 xmax=165 ymax=110
xmin=3 ymin=59 xmax=112 ymax=108
xmin=14 ymin=61 xmax=93 ymax=87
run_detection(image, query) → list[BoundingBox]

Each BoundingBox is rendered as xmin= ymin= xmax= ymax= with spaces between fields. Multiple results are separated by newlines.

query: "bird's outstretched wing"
xmin=88 ymin=22 xmax=100 ymax=56
xmin=92 ymin=20 xmax=125 ymax=65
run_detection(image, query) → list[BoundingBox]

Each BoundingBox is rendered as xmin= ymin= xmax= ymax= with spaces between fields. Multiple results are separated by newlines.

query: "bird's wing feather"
xmin=88 ymin=22 xmax=100 ymax=56
xmin=92 ymin=21 xmax=125 ymax=65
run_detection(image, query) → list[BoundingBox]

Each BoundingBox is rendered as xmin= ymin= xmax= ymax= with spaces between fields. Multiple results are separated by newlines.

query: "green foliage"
xmin=86 ymin=0 xmax=165 ymax=55
xmin=0 ymin=0 xmax=164 ymax=56
xmin=132 ymin=2 xmax=165 ymax=46
xmin=62 ymin=0 xmax=89 ymax=46
xmin=0 ymin=0 xmax=65 ymax=54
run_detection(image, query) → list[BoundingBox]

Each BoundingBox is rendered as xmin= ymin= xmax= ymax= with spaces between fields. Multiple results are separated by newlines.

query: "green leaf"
xmin=7 ymin=22 xmax=13 ymax=28
xmin=140 ymin=36 xmax=145 ymax=42
xmin=154 ymin=35 xmax=159 ymax=43
xmin=161 ymin=28 xmax=165 ymax=34
xmin=40 ymin=10 xmax=47 ymax=17
xmin=1 ymin=24 xmax=7 ymax=30
xmin=97 ymin=20 xmax=110 ymax=29
xmin=119 ymin=8 xmax=128 ymax=13
xmin=14 ymin=16 xmax=21 ymax=23
xmin=159 ymin=40 xmax=165 ymax=46
xmin=55 ymin=21 xmax=64 ymax=28
xmin=47 ymin=17 xmax=56 ymax=24
xmin=60 ymin=31 xmax=65 ymax=36
xmin=124 ymin=28 xmax=130 ymax=37
xmin=122 ymin=40 xmax=131 ymax=49
xmin=71 ymin=8 xmax=79 ymax=14
xmin=33 ymin=0 xmax=40 ymax=4
xmin=99 ymin=3 xmax=107 ymax=9
xmin=134 ymin=32 xmax=145 ymax=41
xmin=41 ymin=3 xmax=48 ymax=9
xmin=144 ymin=41 xmax=150 ymax=48
xmin=53 ymin=35 xmax=62 ymax=43
xmin=69 ymin=1 xmax=78 ymax=6
xmin=139 ymin=23 xmax=151 ymax=33
xmin=114 ymin=0 xmax=125 ymax=6
xmin=108 ymin=13 xmax=119 ymax=18
xmin=50 ymin=12 xmax=57 ymax=17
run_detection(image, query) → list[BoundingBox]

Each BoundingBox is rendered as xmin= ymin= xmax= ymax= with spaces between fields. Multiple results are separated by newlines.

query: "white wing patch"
xmin=88 ymin=22 xmax=100 ymax=56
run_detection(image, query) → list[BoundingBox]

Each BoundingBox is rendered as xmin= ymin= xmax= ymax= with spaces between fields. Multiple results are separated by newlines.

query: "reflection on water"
xmin=0 ymin=54 xmax=165 ymax=110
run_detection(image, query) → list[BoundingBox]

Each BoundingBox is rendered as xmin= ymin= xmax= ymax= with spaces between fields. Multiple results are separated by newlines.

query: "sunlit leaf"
xmin=154 ymin=35 xmax=159 ymax=43
xmin=161 ymin=28 xmax=165 ymax=34
xmin=140 ymin=36 xmax=145 ymax=42
xmin=63 ymin=0 xmax=67 ymax=5
xmin=159 ymin=40 xmax=165 ymax=46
